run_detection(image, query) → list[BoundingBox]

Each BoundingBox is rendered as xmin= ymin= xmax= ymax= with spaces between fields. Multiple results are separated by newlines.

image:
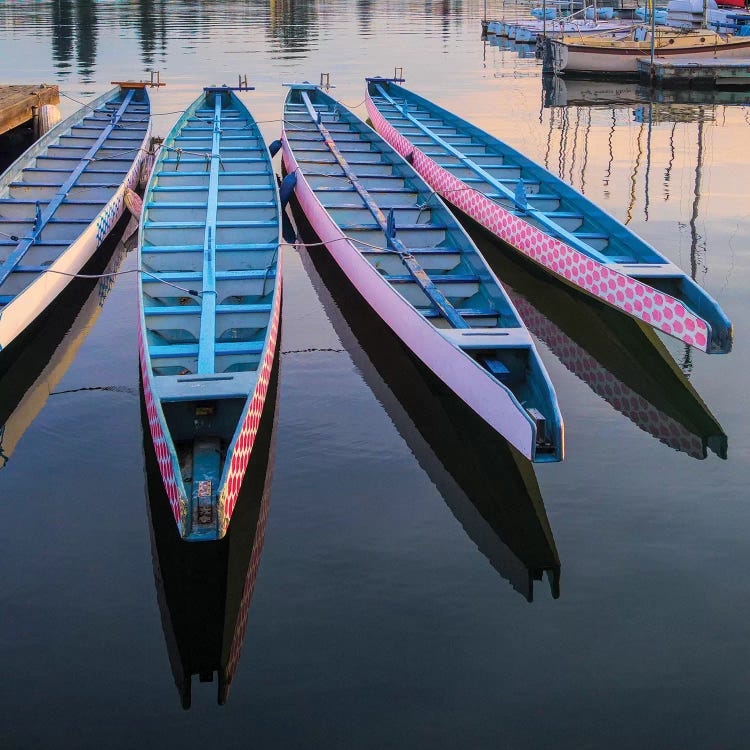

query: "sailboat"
xmin=550 ymin=0 xmax=750 ymax=76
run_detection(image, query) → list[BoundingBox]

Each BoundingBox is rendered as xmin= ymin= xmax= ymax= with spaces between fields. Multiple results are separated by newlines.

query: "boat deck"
xmin=140 ymin=87 xmax=281 ymax=541
xmin=0 ymin=88 xmax=148 ymax=312
xmin=141 ymin=91 xmax=279 ymax=393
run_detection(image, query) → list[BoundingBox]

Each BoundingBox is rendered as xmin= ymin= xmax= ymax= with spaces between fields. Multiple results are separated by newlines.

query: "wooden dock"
xmin=638 ymin=57 xmax=750 ymax=88
xmin=0 ymin=84 xmax=60 ymax=136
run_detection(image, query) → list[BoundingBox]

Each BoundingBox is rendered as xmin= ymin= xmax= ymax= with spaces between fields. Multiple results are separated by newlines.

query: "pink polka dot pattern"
xmin=218 ymin=254 xmax=282 ymax=535
xmin=511 ymin=294 xmax=706 ymax=459
xmin=139 ymin=322 xmax=186 ymax=533
xmin=224 ymin=455 xmax=275 ymax=688
xmin=365 ymin=95 xmax=712 ymax=354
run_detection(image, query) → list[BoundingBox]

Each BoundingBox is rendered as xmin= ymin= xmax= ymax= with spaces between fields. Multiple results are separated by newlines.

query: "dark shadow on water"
xmin=458 ymin=210 xmax=727 ymax=461
xmin=143 ymin=347 xmax=280 ymax=708
xmin=0 ymin=122 xmax=36 ymax=173
xmin=0 ymin=216 xmax=131 ymax=470
xmin=287 ymin=197 xmax=560 ymax=602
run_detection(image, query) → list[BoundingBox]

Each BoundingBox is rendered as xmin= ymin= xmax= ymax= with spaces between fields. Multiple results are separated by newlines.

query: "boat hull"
xmin=552 ymin=36 xmax=750 ymax=74
xmin=366 ymin=89 xmax=718 ymax=353
xmin=281 ymin=137 xmax=543 ymax=462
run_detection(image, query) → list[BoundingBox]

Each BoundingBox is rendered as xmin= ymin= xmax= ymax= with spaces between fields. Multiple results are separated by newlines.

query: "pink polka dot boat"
xmin=365 ymin=78 xmax=733 ymax=355
xmin=281 ymin=83 xmax=563 ymax=464
xmin=139 ymin=86 xmax=282 ymax=541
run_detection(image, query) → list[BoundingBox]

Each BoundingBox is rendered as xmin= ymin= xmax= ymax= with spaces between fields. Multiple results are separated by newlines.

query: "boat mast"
xmin=649 ymin=0 xmax=656 ymax=79
xmin=702 ymin=0 xmax=708 ymax=28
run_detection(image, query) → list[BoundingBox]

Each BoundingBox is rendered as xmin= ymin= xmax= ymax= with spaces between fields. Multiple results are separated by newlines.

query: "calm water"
xmin=1 ymin=2 xmax=749 ymax=748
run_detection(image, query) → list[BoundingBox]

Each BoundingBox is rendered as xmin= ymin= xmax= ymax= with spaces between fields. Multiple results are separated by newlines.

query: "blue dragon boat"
xmin=138 ymin=86 xmax=282 ymax=542
xmin=366 ymin=79 xmax=732 ymax=354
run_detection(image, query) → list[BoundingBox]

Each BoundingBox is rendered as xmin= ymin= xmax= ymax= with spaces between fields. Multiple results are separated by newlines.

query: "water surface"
xmin=1 ymin=2 xmax=748 ymax=748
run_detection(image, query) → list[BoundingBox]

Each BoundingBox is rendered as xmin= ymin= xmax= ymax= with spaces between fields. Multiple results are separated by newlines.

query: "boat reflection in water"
xmin=467 ymin=227 xmax=727 ymax=460
xmin=291 ymin=204 xmax=560 ymax=602
xmin=486 ymin=33 xmax=539 ymax=61
xmin=543 ymin=75 xmax=750 ymax=109
xmin=144 ymin=353 xmax=279 ymax=708
xmin=0 ymin=229 xmax=128 ymax=469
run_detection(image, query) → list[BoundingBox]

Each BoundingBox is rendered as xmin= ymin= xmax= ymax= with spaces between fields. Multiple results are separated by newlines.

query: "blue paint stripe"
xmin=197 ymin=92 xmax=221 ymax=375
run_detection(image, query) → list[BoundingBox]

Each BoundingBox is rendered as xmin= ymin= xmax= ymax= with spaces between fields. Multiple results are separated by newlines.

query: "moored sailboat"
xmin=549 ymin=26 xmax=750 ymax=75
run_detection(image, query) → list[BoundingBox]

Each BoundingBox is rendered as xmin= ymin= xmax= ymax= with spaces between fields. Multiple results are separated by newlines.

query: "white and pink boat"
xmin=281 ymin=83 xmax=563 ymax=463
xmin=365 ymin=78 xmax=732 ymax=354
xmin=0 ymin=84 xmax=151 ymax=356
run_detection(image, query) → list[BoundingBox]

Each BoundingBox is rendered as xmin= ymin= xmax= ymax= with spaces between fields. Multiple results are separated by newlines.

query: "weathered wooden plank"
xmin=638 ymin=56 xmax=750 ymax=88
xmin=0 ymin=84 xmax=60 ymax=136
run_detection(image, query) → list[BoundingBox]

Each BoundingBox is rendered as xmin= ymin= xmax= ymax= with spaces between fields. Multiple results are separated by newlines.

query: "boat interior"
xmin=140 ymin=87 xmax=280 ymax=538
xmin=0 ymin=87 xmax=149 ymax=307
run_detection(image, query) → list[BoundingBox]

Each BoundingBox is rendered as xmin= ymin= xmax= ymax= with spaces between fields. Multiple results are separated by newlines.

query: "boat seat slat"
xmin=143 ymin=242 xmax=276 ymax=253
xmin=143 ymin=220 xmax=277 ymax=229
xmin=145 ymin=303 xmax=271 ymax=316
xmin=149 ymin=341 xmax=264 ymax=359
xmin=420 ymin=307 xmax=499 ymax=318
xmin=385 ymin=273 xmax=479 ymax=283
xmin=147 ymin=269 xmax=276 ymax=282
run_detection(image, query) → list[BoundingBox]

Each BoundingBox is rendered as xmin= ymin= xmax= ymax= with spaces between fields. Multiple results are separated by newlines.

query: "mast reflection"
xmin=543 ymin=78 xmax=727 ymax=378
xmin=51 ymin=0 xmax=75 ymax=75
xmin=74 ymin=0 xmax=98 ymax=81
xmin=145 ymin=354 xmax=280 ymax=708
xmin=267 ymin=0 xmax=320 ymax=59
xmin=291 ymin=203 xmax=560 ymax=602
